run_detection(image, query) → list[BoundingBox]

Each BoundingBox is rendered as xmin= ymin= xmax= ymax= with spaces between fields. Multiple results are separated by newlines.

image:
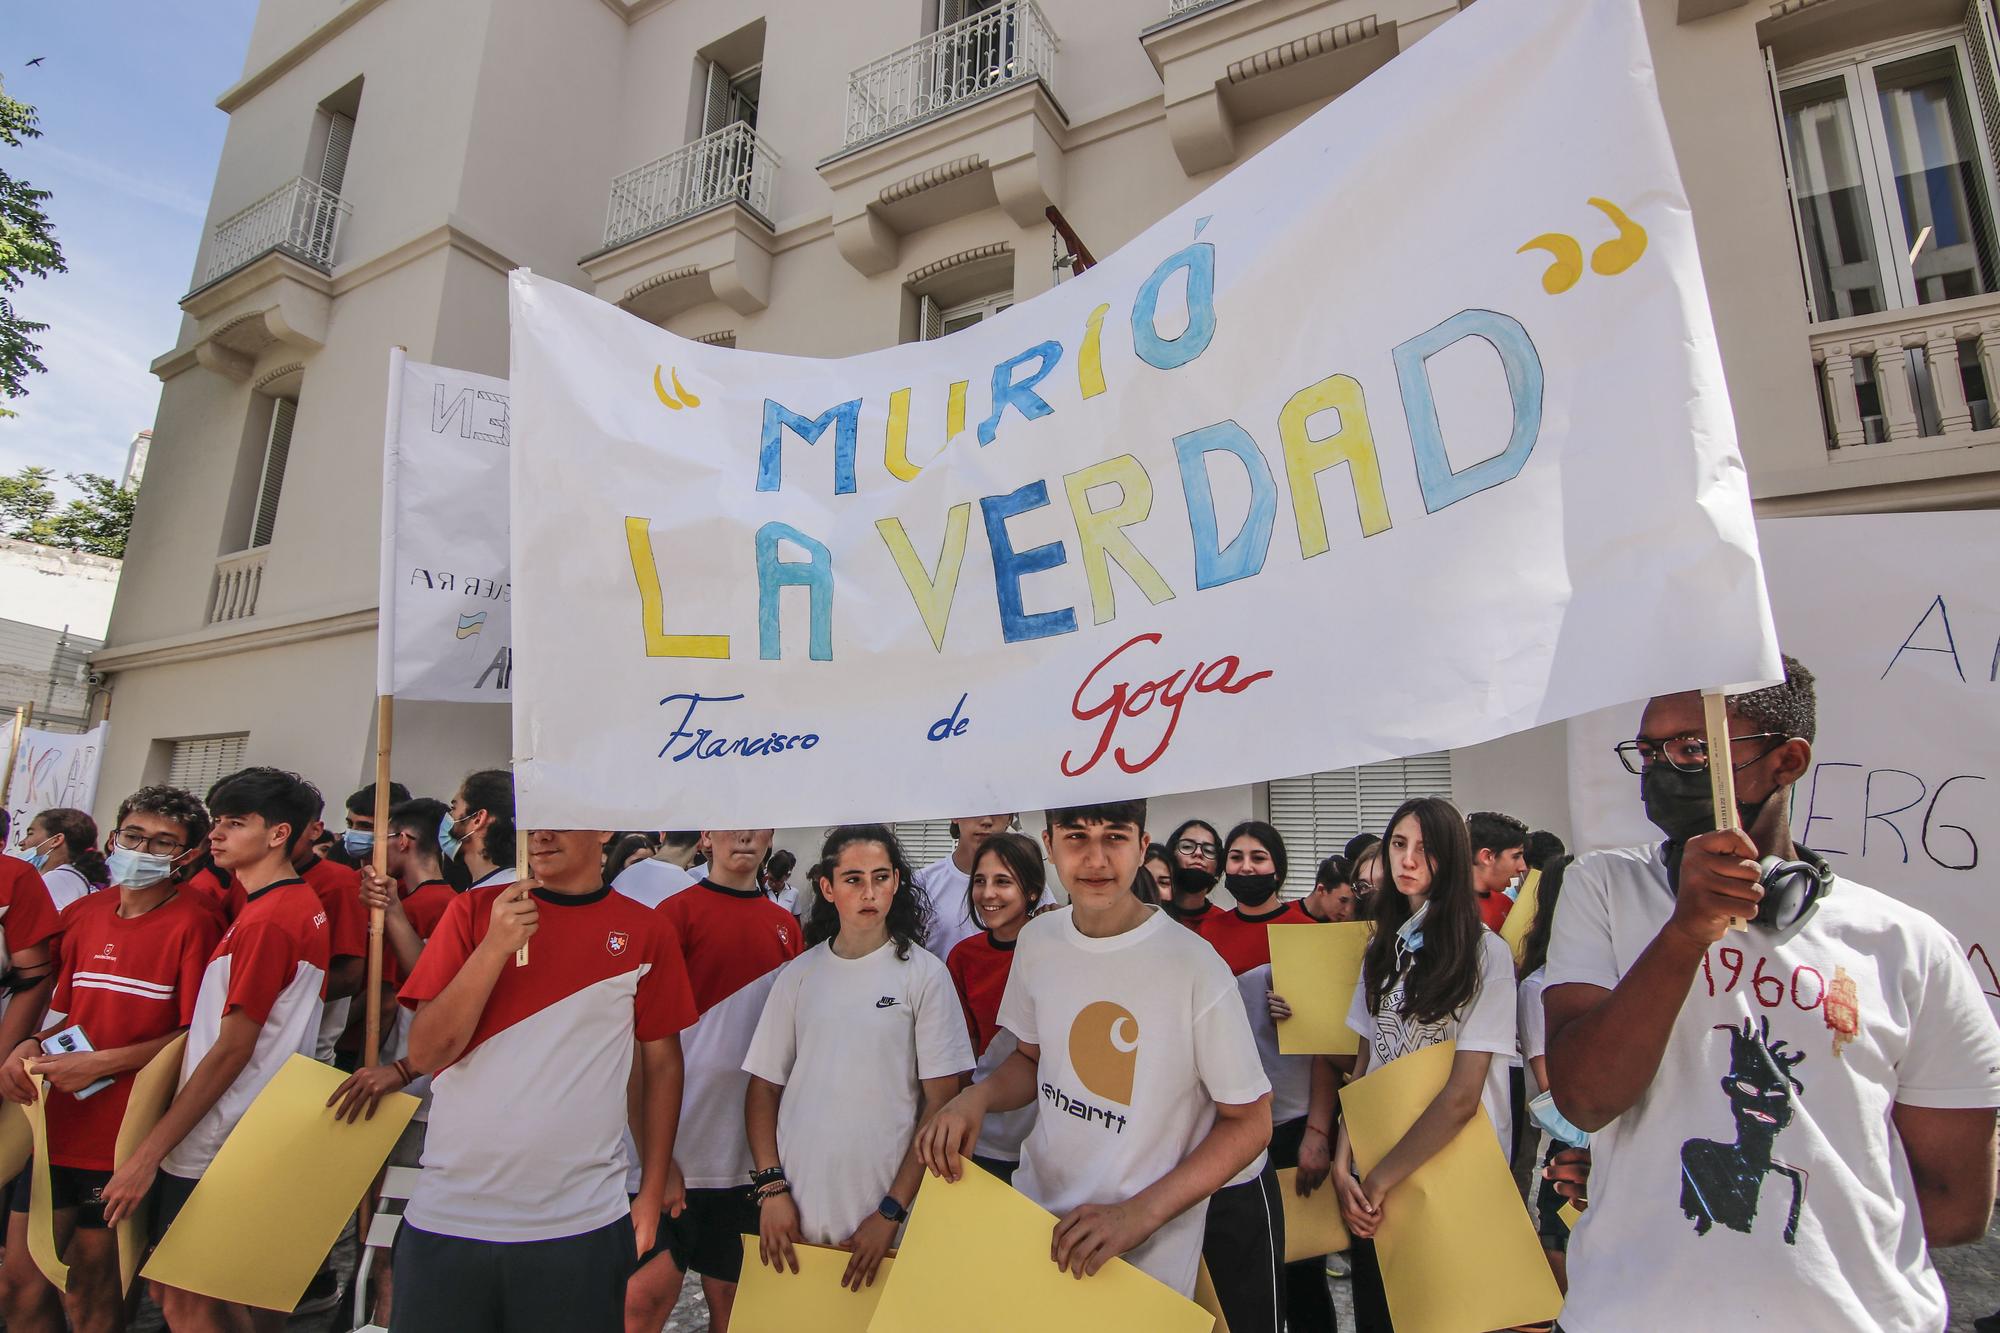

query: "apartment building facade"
xmin=94 ymin=0 xmax=2000 ymax=880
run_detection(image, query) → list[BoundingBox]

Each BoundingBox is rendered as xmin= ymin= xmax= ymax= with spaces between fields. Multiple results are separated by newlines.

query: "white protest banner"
xmin=507 ymin=0 xmax=1779 ymax=831
xmin=1568 ymin=510 xmax=2000 ymax=1007
xmin=5 ymin=723 xmax=108 ymax=839
xmin=377 ymin=350 xmax=513 ymax=702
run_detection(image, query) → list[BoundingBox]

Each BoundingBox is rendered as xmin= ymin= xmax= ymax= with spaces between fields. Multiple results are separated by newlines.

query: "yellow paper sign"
xmin=116 ymin=1035 xmax=187 ymax=1293
xmin=1193 ymin=1260 xmax=1231 ymax=1333
xmin=733 ymin=1237 xmax=891 ymax=1332
xmin=143 ymin=1055 xmax=416 ymax=1311
xmin=1277 ymin=1166 xmax=1350 ymax=1262
xmin=1501 ymin=868 xmax=1541 ymax=964
xmin=865 ymin=1161 xmax=1213 ymax=1333
xmin=24 ymin=1075 xmax=66 ymax=1289
xmin=1341 ymin=1041 xmax=1562 ymax=1333
xmin=1270 ymin=922 xmax=1371 ymax=1055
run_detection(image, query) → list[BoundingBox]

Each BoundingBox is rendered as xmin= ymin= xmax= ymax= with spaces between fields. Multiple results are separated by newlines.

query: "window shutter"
xmin=1964 ymin=0 xmax=2000 ymax=278
xmin=893 ymin=820 xmax=955 ymax=868
xmin=701 ymin=59 xmax=733 ymax=137
xmin=919 ymin=293 xmax=944 ymax=341
xmin=251 ymin=398 xmax=296 ymax=549
xmin=1267 ymin=753 xmax=1453 ymax=894
xmin=1764 ymin=46 xmax=1819 ymax=324
xmin=938 ymin=0 xmax=967 ymax=28
xmin=167 ymin=734 xmax=248 ymax=795
xmin=318 ymin=112 xmax=354 ymax=196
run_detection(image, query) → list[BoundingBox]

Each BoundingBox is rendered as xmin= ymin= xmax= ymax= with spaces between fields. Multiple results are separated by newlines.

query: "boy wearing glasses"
xmin=1162 ymin=820 xmax=1223 ymax=929
xmin=0 ymin=785 xmax=223 ymax=1333
xmin=1544 ymin=657 xmax=2000 ymax=1331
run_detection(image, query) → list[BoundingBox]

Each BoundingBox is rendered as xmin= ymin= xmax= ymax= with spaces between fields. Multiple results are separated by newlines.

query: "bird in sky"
xmin=25 ymin=58 xmax=45 ymax=67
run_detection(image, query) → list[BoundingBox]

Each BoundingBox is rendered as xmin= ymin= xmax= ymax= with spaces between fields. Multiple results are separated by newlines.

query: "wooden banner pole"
xmin=515 ymin=827 xmax=530 ymax=967
xmin=2 ymin=703 xmax=33 ymax=810
xmin=364 ymin=695 xmax=393 ymax=1067
xmin=1701 ymin=690 xmax=1749 ymax=933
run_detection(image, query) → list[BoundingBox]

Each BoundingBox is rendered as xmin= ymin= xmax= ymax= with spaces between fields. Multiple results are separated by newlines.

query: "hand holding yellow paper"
xmin=1276 ymin=1166 xmax=1349 ymax=1262
xmin=865 ymin=1161 xmax=1213 ymax=1333
xmin=1501 ymin=868 xmax=1541 ymax=965
xmin=1341 ymin=1041 xmax=1562 ymax=1333
xmin=142 ymin=1054 xmax=416 ymax=1311
xmin=1269 ymin=922 xmax=1371 ymax=1055
xmin=115 ymin=1035 xmax=186 ymax=1294
xmin=732 ymin=1237 xmax=892 ymax=1332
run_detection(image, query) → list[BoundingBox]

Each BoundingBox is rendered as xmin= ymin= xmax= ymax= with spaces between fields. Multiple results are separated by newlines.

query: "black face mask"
xmin=1642 ymin=763 xmax=1769 ymax=845
xmin=1225 ymin=872 xmax=1281 ymax=908
xmin=1170 ymin=865 xmax=1218 ymax=899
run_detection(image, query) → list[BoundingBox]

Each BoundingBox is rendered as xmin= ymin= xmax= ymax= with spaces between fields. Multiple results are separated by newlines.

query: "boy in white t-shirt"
xmin=1545 ymin=658 xmax=2000 ymax=1332
xmin=919 ymin=798 xmax=1272 ymax=1304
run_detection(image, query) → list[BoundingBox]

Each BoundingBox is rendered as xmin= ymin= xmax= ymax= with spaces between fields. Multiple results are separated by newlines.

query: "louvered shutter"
xmin=919 ymin=294 xmax=945 ymax=341
xmin=1267 ymin=753 xmax=1453 ymax=895
xmin=894 ymin=820 xmax=956 ymax=868
xmin=1764 ymin=47 xmax=1819 ymax=323
xmin=1964 ymin=1 xmax=2000 ymax=286
xmin=318 ymin=112 xmax=354 ymax=195
xmin=251 ymin=398 xmax=296 ymax=549
xmin=167 ymin=734 xmax=248 ymax=794
xmin=701 ymin=60 xmax=733 ymax=136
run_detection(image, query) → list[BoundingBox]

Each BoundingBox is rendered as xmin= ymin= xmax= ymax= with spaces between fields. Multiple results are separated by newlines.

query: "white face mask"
xmin=108 ymin=845 xmax=176 ymax=889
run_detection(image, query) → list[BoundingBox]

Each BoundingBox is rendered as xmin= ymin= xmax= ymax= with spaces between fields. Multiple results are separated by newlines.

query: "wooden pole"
xmin=1 ymin=703 xmax=33 ymax=810
xmin=515 ymin=827 xmax=531 ymax=967
xmin=364 ymin=695 xmax=393 ymax=1067
xmin=1701 ymin=690 xmax=1749 ymax=932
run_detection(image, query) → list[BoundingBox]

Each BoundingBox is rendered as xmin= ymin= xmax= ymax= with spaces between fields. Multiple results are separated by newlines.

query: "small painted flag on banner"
xmin=456 ymin=613 xmax=487 ymax=639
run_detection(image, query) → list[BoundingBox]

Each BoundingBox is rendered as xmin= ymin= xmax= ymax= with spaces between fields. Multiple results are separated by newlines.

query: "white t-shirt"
xmin=1517 ymin=967 xmax=1550 ymax=1098
xmin=1345 ymin=928 xmax=1517 ymax=1154
xmin=997 ymin=907 xmax=1270 ymax=1297
xmin=612 ymin=857 xmax=696 ymax=909
xmin=742 ymin=939 xmax=972 ymax=1245
xmin=41 ymin=864 xmax=92 ymax=912
xmin=1547 ymin=844 xmax=2000 ymax=1333
xmin=914 ymin=857 xmax=979 ymax=962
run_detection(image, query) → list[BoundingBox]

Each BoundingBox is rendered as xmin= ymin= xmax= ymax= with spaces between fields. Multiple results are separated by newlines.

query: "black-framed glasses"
xmin=113 ymin=828 xmax=188 ymax=856
xmin=1174 ymin=838 xmax=1218 ymax=860
xmin=1615 ymin=732 xmax=1787 ymax=776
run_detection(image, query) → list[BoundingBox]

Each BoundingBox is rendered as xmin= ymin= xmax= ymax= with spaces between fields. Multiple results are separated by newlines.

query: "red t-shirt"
xmin=45 ymin=891 xmax=222 ymax=1168
xmin=1476 ymin=890 xmax=1513 ymax=934
xmin=0 ymin=858 xmax=61 ymax=961
xmin=656 ymin=880 xmax=803 ymax=1016
xmin=1198 ymin=902 xmax=1313 ymax=976
xmin=179 ymin=864 xmax=237 ymax=921
xmin=1166 ymin=900 xmax=1215 ymax=932
xmin=386 ymin=879 xmax=455 ymax=986
xmin=945 ymin=930 xmax=1015 ymax=1056
xmin=302 ymin=857 xmax=366 ymax=962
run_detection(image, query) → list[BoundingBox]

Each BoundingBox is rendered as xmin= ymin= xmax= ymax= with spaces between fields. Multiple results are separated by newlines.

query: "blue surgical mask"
xmin=1529 ymin=1089 xmax=1592 ymax=1149
xmin=342 ymin=830 xmax=374 ymax=857
xmin=439 ymin=812 xmax=464 ymax=861
xmin=108 ymin=845 xmax=175 ymax=889
xmin=9 ymin=839 xmax=52 ymax=871
xmin=1394 ymin=902 xmax=1429 ymax=969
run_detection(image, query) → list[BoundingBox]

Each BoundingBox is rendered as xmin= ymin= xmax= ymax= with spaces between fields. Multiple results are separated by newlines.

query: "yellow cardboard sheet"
xmin=143 ymin=1054 xmax=416 ymax=1310
xmin=116 ymin=1035 xmax=186 ymax=1293
xmin=865 ymin=1161 xmax=1213 ymax=1333
xmin=1277 ymin=1166 xmax=1350 ymax=1262
xmin=1501 ymin=869 xmax=1541 ymax=964
xmin=1270 ymin=923 xmax=1371 ymax=1055
xmin=1558 ymin=1200 xmax=1583 ymax=1232
xmin=24 ymin=1075 xmax=65 ymax=1289
xmin=1193 ymin=1260 xmax=1231 ymax=1333
xmin=1341 ymin=1041 xmax=1562 ymax=1333
xmin=733 ymin=1237 xmax=891 ymax=1332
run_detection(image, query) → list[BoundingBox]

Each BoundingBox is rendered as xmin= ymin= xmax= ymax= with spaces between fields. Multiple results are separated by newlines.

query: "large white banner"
xmin=377 ymin=350 xmax=513 ymax=702
xmin=507 ymin=0 xmax=1778 ymax=830
xmin=4 ymin=722 xmax=108 ymax=840
xmin=1569 ymin=511 xmax=2000 ymax=1006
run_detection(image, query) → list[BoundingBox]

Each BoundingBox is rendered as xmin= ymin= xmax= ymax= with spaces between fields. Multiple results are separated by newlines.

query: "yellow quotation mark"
xmin=1518 ymin=198 xmax=1648 ymax=295
xmin=652 ymin=365 xmax=702 ymax=410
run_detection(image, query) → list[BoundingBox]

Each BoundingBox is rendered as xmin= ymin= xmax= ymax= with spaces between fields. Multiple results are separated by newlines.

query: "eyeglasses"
xmin=113 ymin=828 xmax=188 ymax=856
xmin=1615 ymin=732 xmax=1787 ymax=776
xmin=1174 ymin=839 xmax=1218 ymax=860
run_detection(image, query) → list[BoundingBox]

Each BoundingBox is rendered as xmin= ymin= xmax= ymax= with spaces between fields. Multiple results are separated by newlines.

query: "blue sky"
xmin=0 ymin=1 xmax=258 ymax=496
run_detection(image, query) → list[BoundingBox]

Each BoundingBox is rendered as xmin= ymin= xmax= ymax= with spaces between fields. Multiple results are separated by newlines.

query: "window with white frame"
xmin=920 ymin=290 xmax=1014 ymax=340
xmin=1266 ymin=753 xmax=1453 ymax=896
xmin=1778 ymin=32 xmax=2000 ymax=321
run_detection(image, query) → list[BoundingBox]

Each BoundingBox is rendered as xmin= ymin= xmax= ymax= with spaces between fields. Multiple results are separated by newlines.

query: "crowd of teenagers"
xmin=0 ymin=653 xmax=1994 ymax=1333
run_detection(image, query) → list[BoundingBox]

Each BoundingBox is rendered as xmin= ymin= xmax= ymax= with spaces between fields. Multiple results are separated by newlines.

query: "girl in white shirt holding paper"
xmin=744 ymin=825 xmax=973 ymax=1293
xmin=1332 ymin=797 xmax=1517 ymax=1332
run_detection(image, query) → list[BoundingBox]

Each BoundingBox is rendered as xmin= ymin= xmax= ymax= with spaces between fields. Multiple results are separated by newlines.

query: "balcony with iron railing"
xmin=840 ymin=0 xmax=1060 ymax=150
xmin=200 ymin=176 xmax=352 ymax=288
xmin=602 ymin=121 xmax=781 ymax=251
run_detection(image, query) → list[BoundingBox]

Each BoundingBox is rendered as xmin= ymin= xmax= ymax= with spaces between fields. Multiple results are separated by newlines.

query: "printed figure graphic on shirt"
xmin=1679 ymin=1016 xmax=1808 ymax=1245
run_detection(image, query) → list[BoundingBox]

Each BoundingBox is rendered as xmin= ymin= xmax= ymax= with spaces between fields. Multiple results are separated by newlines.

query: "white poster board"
xmin=1568 ymin=511 xmax=2000 ymax=1003
xmin=4 ymin=722 xmax=109 ymax=842
xmin=506 ymin=0 xmax=1777 ymax=830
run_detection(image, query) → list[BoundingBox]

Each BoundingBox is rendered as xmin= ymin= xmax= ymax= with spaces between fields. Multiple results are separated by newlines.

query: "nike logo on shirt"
xmin=875 ymin=997 xmax=898 ymax=1008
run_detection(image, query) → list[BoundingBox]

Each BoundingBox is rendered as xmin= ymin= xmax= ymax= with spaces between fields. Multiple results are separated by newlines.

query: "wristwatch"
xmin=877 ymin=1194 xmax=909 ymax=1224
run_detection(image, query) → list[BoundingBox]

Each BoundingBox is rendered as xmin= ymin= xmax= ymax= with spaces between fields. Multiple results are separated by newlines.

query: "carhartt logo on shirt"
xmin=875 ymin=996 xmax=898 ymax=1009
xmin=1069 ymin=1000 xmax=1140 ymax=1104
xmin=606 ymin=931 xmax=630 ymax=956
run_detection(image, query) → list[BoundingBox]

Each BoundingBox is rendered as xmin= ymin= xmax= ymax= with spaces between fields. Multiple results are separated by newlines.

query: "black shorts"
xmin=970 ymin=1154 xmax=1018 ymax=1185
xmin=6 ymin=1163 xmax=116 ymax=1229
xmin=390 ymin=1216 xmax=635 ymax=1333
xmin=664 ymin=1186 xmax=757 ymax=1283
xmin=153 ymin=1170 xmax=199 ymax=1237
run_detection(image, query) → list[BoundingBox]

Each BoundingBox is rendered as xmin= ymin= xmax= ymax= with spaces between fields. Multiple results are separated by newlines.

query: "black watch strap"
xmin=877 ymin=1194 xmax=909 ymax=1224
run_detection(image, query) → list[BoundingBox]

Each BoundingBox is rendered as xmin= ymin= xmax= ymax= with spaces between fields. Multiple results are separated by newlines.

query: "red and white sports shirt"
xmin=655 ymin=880 xmax=802 ymax=1189
xmin=946 ymin=929 xmax=1035 ymax=1162
xmin=0 ymin=857 xmax=60 ymax=967
xmin=160 ymin=879 xmax=330 ymax=1178
xmin=399 ymin=883 xmax=696 ymax=1243
xmin=46 ymin=891 xmax=221 ymax=1169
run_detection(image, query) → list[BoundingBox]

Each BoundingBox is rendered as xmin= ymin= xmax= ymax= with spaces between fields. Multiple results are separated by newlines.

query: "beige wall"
xmin=96 ymin=0 xmax=1996 ymax=846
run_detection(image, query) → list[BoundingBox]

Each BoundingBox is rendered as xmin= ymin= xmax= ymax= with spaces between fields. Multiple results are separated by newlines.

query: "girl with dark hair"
xmin=945 ymin=832 xmax=1047 ymax=1183
xmin=745 ymin=825 xmax=973 ymax=1292
xmin=1332 ymin=797 xmax=1518 ymax=1332
xmin=603 ymin=832 xmax=659 ymax=883
xmin=1163 ymin=818 xmax=1223 ymax=928
xmin=16 ymin=809 xmax=106 ymax=907
xmin=1139 ymin=843 xmax=1174 ymax=905
xmin=1516 ymin=854 xmax=1577 ymax=1292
